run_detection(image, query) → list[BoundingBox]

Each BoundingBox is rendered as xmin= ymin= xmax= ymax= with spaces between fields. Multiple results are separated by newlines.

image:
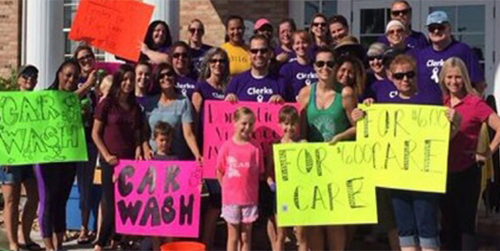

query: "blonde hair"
xmin=98 ymin=75 xmax=113 ymax=99
xmin=438 ymin=57 xmax=477 ymax=97
xmin=233 ymin=107 xmax=255 ymax=123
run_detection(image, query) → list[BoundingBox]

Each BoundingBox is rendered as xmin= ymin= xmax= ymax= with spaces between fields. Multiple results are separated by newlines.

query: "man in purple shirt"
xmin=410 ymin=10 xmax=485 ymax=104
xmin=225 ymin=35 xmax=285 ymax=103
xmin=377 ymin=0 xmax=428 ymax=50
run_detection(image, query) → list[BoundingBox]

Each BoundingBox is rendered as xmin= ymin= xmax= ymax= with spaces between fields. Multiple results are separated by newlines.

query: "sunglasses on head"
xmin=312 ymin=22 xmax=327 ymax=27
xmin=209 ymin=59 xmax=227 ymax=64
xmin=427 ymin=24 xmax=447 ymax=33
xmin=249 ymin=48 xmax=269 ymax=54
xmin=172 ymin=52 xmax=188 ymax=59
xmin=367 ymin=55 xmax=383 ymax=61
xmin=392 ymin=71 xmax=415 ymax=80
xmin=314 ymin=60 xmax=335 ymax=68
xmin=391 ymin=8 xmax=411 ymax=16
xmin=189 ymin=28 xmax=204 ymax=34
xmin=159 ymin=71 xmax=175 ymax=79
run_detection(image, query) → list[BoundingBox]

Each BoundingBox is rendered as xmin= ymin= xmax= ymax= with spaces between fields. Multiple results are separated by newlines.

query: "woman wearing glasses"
xmin=142 ymin=63 xmax=202 ymax=162
xmin=296 ymin=46 xmax=357 ymax=251
xmin=308 ymin=14 xmax=329 ymax=57
xmin=170 ymin=41 xmax=198 ymax=100
xmin=377 ymin=0 xmax=428 ymax=50
xmin=187 ymin=19 xmax=213 ymax=74
xmin=72 ymin=45 xmax=99 ymax=245
xmin=191 ymin=48 xmax=230 ymax=250
xmin=385 ymin=20 xmax=409 ymax=53
xmin=352 ymin=54 xmax=459 ymax=251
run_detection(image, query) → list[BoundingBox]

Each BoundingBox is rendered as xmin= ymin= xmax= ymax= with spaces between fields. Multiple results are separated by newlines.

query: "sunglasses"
xmin=172 ymin=52 xmax=188 ymax=59
xmin=427 ymin=24 xmax=447 ymax=33
xmin=312 ymin=22 xmax=327 ymax=27
xmin=392 ymin=71 xmax=415 ymax=80
xmin=159 ymin=71 xmax=175 ymax=79
xmin=388 ymin=28 xmax=404 ymax=35
xmin=314 ymin=60 xmax=335 ymax=68
xmin=189 ymin=28 xmax=204 ymax=34
xmin=249 ymin=48 xmax=269 ymax=54
xmin=391 ymin=9 xmax=411 ymax=16
xmin=367 ymin=55 xmax=383 ymax=61
xmin=209 ymin=59 xmax=227 ymax=64
xmin=77 ymin=54 xmax=94 ymax=63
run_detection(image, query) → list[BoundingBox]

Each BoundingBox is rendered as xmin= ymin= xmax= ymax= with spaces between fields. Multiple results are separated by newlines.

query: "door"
xmin=420 ymin=1 xmax=495 ymax=95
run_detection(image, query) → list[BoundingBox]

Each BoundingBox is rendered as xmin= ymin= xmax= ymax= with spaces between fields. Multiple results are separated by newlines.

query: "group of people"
xmin=2 ymin=0 xmax=500 ymax=251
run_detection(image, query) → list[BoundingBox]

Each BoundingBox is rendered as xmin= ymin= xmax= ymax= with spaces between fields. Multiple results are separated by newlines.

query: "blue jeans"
xmin=392 ymin=190 xmax=440 ymax=249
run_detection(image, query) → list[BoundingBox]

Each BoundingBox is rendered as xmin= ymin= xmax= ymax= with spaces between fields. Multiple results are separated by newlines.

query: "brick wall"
xmin=0 ymin=0 xmax=21 ymax=78
xmin=179 ymin=0 xmax=289 ymax=46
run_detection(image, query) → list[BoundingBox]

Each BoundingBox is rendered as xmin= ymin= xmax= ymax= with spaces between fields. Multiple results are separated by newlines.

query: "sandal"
xmin=77 ymin=232 xmax=92 ymax=245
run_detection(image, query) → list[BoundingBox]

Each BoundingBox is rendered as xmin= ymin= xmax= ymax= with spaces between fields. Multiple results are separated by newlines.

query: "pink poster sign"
xmin=202 ymin=101 xmax=301 ymax=178
xmin=114 ymin=160 xmax=202 ymax=238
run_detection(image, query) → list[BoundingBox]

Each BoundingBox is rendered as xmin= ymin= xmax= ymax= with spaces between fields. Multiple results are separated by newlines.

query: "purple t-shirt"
xmin=175 ymin=71 xmax=198 ymax=100
xmin=370 ymin=79 xmax=442 ymax=105
xmin=279 ymin=61 xmax=317 ymax=102
xmin=226 ymin=70 xmax=285 ymax=102
xmin=377 ymin=29 xmax=428 ymax=50
xmin=194 ymin=80 xmax=225 ymax=101
xmin=275 ymin=46 xmax=296 ymax=63
xmin=410 ymin=40 xmax=484 ymax=104
xmin=190 ymin=44 xmax=213 ymax=73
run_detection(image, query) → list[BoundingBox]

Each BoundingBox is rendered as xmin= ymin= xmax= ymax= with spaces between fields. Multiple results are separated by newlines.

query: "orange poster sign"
xmin=69 ymin=0 xmax=154 ymax=62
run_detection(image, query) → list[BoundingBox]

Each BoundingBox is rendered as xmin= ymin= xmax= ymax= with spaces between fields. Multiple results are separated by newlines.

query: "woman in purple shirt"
xmin=309 ymin=14 xmax=329 ymax=55
xmin=140 ymin=20 xmax=172 ymax=64
xmin=353 ymin=55 xmax=459 ymax=251
xmin=275 ymin=18 xmax=297 ymax=64
xmin=135 ymin=61 xmax=152 ymax=107
xmin=192 ymin=47 xmax=230 ymax=250
xmin=92 ymin=65 xmax=143 ymax=251
xmin=170 ymin=41 xmax=198 ymax=100
xmin=279 ymin=30 xmax=317 ymax=102
xmin=187 ymin=19 xmax=213 ymax=74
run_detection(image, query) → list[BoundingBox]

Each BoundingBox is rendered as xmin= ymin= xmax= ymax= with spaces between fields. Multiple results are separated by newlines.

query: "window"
xmin=303 ymin=0 xmax=338 ymax=27
xmin=63 ymin=0 xmax=105 ymax=61
xmin=359 ymin=8 xmax=391 ymax=48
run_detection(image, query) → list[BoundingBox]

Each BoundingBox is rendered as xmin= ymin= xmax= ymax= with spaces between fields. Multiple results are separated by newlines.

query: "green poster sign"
xmin=0 ymin=91 xmax=88 ymax=165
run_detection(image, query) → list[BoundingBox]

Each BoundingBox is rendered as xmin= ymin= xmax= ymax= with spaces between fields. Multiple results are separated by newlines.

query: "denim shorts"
xmin=391 ymin=190 xmax=440 ymax=249
xmin=0 ymin=165 xmax=35 ymax=184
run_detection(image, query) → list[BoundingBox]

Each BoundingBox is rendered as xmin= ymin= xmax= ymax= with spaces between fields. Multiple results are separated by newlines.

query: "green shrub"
xmin=0 ymin=68 xmax=18 ymax=91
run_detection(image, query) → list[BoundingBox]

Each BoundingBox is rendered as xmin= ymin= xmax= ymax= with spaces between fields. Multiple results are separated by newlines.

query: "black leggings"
xmin=440 ymin=164 xmax=481 ymax=250
xmin=96 ymin=160 xmax=120 ymax=247
xmin=34 ymin=163 xmax=76 ymax=238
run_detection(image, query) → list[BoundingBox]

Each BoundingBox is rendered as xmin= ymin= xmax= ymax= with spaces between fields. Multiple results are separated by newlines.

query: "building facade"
xmin=1 ymin=0 xmax=499 ymax=103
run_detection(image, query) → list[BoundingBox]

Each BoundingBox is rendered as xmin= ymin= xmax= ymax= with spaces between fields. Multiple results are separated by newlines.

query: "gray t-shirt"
xmin=143 ymin=95 xmax=194 ymax=160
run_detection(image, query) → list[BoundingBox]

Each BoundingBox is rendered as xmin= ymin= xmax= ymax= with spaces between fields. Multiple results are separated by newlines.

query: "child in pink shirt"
xmin=216 ymin=107 xmax=264 ymax=251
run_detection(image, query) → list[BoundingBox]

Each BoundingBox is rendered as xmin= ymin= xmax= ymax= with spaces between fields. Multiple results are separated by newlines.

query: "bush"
xmin=0 ymin=68 xmax=18 ymax=91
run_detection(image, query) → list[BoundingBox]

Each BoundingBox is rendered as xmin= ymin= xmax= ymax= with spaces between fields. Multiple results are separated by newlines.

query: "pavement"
xmin=1 ymin=203 xmax=500 ymax=251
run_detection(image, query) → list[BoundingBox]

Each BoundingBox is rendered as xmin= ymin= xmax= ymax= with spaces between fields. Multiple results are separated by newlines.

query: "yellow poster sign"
xmin=356 ymin=104 xmax=450 ymax=193
xmin=273 ymin=142 xmax=378 ymax=227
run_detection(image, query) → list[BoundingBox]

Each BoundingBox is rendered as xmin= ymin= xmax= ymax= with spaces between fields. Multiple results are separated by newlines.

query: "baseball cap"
xmin=254 ymin=18 xmax=272 ymax=31
xmin=426 ymin=11 xmax=449 ymax=26
xmin=18 ymin=65 xmax=39 ymax=79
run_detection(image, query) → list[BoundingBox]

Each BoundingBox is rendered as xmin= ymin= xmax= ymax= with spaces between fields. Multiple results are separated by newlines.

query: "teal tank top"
xmin=306 ymin=83 xmax=350 ymax=142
